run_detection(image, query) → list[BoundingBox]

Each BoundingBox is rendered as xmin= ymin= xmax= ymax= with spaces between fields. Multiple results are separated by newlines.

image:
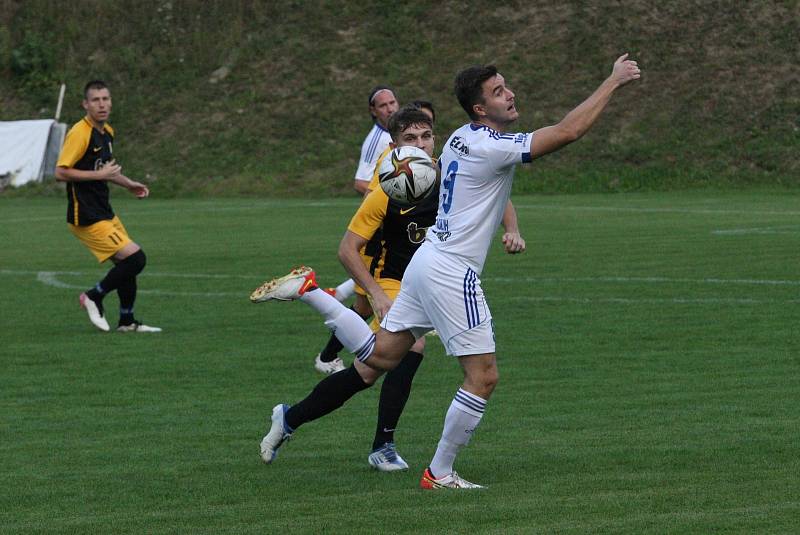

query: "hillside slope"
xmin=2 ymin=0 xmax=798 ymax=196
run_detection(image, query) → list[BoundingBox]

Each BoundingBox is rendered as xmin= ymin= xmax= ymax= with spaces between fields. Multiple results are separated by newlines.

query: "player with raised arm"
xmin=56 ymin=80 xmax=160 ymax=333
xmin=252 ymin=55 xmax=640 ymax=488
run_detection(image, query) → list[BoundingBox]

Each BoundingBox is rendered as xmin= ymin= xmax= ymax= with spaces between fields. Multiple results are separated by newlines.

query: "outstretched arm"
xmin=501 ymin=199 xmax=526 ymax=254
xmin=531 ymin=54 xmax=641 ymax=159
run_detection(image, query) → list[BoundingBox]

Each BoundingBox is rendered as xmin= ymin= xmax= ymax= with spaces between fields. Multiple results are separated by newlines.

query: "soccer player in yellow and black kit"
xmin=55 ymin=80 xmax=160 ymax=333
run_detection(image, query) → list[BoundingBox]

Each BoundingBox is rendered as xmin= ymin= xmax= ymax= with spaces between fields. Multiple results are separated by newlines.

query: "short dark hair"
xmin=83 ymin=80 xmax=109 ymax=99
xmin=387 ymin=106 xmax=433 ymax=142
xmin=454 ymin=65 xmax=498 ymax=120
xmin=367 ymin=85 xmax=396 ymax=106
xmin=409 ymin=99 xmax=436 ymax=123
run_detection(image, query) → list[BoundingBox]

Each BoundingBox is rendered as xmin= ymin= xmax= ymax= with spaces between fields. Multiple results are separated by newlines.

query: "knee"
xmin=482 ymin=367 xmax=499 ymax=394
xmin=127 ymin=249 xmax=147 ymax=275
xmin=466 ymin=366 xmax=498 ymax=399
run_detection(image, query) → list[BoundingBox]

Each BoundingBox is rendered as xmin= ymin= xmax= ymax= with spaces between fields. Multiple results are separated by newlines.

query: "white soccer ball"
xmin=378 ymin=146 xmax=439 ymax=205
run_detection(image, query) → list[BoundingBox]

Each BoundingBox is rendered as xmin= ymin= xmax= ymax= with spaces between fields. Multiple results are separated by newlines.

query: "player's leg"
xmin=111 ymin=242 xmax=161 ymax=332
xmin=261 ymin=328 xmax=415 ymax=463
xmin=368 ymin=336 xmax=425 ymax=471
xmin=69 ymin=217 xmax=136 ymax=331
xmin=367 ymin=277 xmax=425 ymax=471
xmin=315 ymin=293 xmax=373 ymax=374
xmin=323 ymin=278 xmax=356 ymax=302
xmin=421 ymin=352 xmax=497 ymax=489
xmin=250 ymin=266 xmax=415 ymax=462
xmin=402 ymin=249 xmax=494 ymax=489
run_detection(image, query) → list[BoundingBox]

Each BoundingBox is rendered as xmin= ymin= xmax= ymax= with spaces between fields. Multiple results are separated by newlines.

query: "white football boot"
xmin=368 ymin=442 xmax=409 ymax=472
xmin=250 ymin=266 xmax=317 ymax=303
xmin=79 ymin=292 xmax=110 ymax=332
xmin=419 ymin=468 xmax=485 ymax=490
xmin=117 ymin=321 xmax=162 ymax=333
xmin=260 ymin=404 xmax=292 ymax=463
xmin=314 ymin=353 xmax=346 ymax=375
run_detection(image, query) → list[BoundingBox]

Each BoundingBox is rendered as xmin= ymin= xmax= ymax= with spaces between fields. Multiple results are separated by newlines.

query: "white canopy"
xmin=0 ymin=119 xmax=60 ymax=187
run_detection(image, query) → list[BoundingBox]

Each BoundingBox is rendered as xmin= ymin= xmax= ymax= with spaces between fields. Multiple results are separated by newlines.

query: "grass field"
xmin=1 ymin=191 xmax=799 ymax=534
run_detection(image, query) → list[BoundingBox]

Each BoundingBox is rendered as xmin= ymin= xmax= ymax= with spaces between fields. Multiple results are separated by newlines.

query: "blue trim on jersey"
xmin=522 ymin=152 xmax=532 ymax=163
xmin=463 ymin=269 xmax=479 ymax=328
xmin=455 ymin=389 xmax=486 ymax=413
xmin=364 ymin=128 xmax=383 ymax=162
xmin=468 ymin=122 xmax=516 ymax=140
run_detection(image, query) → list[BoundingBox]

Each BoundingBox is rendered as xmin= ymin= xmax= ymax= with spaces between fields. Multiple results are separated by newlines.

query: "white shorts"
xmin=381 ymin=242 xmax=495 ymax=356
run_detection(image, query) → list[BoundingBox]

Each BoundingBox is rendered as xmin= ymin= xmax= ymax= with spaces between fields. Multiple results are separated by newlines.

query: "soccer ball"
xmin=378 ymin=146 xmax=439 ymax=205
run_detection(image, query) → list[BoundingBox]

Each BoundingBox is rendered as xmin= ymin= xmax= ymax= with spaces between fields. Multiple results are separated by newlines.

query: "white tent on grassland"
xmin=0 ymin=119 xmax=67 ymax=188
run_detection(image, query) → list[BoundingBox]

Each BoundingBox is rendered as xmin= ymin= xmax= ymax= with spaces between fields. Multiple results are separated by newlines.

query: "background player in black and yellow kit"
xmin=55 ymin=80 xmax=160 ymax=333
xmin=338 ymin=106 xmax=439 ymax=471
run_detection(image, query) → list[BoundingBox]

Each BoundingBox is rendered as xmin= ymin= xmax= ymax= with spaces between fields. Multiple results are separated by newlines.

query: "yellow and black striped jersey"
xmin=57 ymin=117 xmax=115 ymax=225
xmin=348 ymin=168 xmax=438 ymax=282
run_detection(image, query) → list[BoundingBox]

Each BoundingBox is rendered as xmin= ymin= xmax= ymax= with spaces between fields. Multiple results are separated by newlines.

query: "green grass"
xmin=2 ymin=1 xmax=798 ymax=195
xmin=1 ymin=191 xmax=799 ymax=534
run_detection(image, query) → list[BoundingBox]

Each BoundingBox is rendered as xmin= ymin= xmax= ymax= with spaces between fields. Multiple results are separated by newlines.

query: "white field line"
xmin=0 ymin=201 xmax=350 ymax=224
xmin=510 ymin=296 xmax=799 ymax=305
xmin=490 ymin=275 xmax=800 ymax=286
xmin=5 ymin=202 xmax=800 ymax=225
xmin=513 ymin=204 xmax=800 ymax=217
xmin=711 ymin=226 xmax=800 ymax=235
xmin=2 ymin=269 xmax=798 ymax=301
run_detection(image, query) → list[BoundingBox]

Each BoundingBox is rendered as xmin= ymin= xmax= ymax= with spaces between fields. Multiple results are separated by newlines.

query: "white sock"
xmin=335 ymin=278 xmax=356 ymax=302
xmin=429 ymin=388 xmax=487 ymax=478
xmin=299 ymin=289 xmax=374 ymax=358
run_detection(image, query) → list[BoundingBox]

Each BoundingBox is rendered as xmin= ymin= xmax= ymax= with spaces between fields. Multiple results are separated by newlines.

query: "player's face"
xmin=370 ymin=90 xmax=399 ymax=129
xmin=397 ymin=123 xmax=434 ymax=157
xmin=83 ymin=88 xmax=112 ymax=125
xmin=475 ymin=74 xmax=518 ymax=130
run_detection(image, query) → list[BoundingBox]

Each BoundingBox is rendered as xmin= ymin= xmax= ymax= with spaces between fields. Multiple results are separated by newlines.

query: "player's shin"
xmin=373 ymin=350 xmax=423 ymax=449
xmin=284 ymin=365 xmax=372 ymax=430
xmin=300 ymin=289 xmax=375 ymax=356
xmin=428 ymin=388 xmax=487 ymax=478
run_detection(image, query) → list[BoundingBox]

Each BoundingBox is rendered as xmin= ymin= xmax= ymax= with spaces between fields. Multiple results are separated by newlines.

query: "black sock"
xmin=284 ymin=365 xmax=372 ymax=431
xmin=318 ymin=305 xmax=373 ymax=362
xmin=117 ymin=277 xmax=137 ymax=326
xmin=372 ymin=351 xmax=424 ymax=450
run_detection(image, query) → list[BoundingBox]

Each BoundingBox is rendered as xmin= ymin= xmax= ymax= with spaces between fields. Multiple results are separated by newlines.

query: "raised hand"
xmin=611 ymin=53 xmax=641 ymax=87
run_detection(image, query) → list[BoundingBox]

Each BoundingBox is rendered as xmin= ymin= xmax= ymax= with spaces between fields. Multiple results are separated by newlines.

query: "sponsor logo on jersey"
xmin=399 ymin=206 xmax=416 ymax=215
xmin=406 ymin=222 xmax=428 ymax=244
xmin=449 ymin=136 xmax=469 ymax=157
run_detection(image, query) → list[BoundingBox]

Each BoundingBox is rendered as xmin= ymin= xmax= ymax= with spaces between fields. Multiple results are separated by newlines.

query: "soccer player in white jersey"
xmin=252 ymin=54 xmax=641 ymax=489
xmin=353 ymin=86 xmax=399 ymax=195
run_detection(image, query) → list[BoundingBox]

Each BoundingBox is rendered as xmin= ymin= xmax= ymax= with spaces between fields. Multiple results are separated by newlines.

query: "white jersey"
xmin=426 ymin=123 xmax=533 ymax=274
xmin=354 ymin=123 xmax=392 ymax=182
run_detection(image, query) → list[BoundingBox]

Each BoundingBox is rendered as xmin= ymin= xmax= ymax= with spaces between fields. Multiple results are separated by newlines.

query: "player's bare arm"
xmin=338 ymin=230 xmax=392 ymax=319
xmin=111 ymin=174 xmax=150 ymax=198
xmin=531 ymin=53 xmax=641 ymax=159
xmin=353 ymin=180 xmax=370 ymax=195
xmin=55 ymin=160 xmax=122 ymax=182
xmin=501 ymin=199 xmax=526 ymax=254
